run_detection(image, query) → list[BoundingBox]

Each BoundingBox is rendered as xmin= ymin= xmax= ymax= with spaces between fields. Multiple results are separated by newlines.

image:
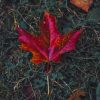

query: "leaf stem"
xmin=47 ymin=75 xmax=50 ymax=96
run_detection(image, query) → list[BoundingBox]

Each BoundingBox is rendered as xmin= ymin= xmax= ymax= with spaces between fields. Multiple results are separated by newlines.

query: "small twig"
xmin=51 ymin=80 xmax=64 ymax=88
xmin=58 ymin=8 xmax=63 ymax=16
xmin=65 ymin=0 xmax=80 ymax=20
xmin=10 ymin=9 xmax=35 ymax=32
xmin=72 ymin=87 xmax=85 ymax=93
xmin=63 ymin=81 xmax=72 ymax=93
xmin=13 ymin=78 xmax=25 ymax=91
xmin=17 ymin=10 xmax=35 ymax=31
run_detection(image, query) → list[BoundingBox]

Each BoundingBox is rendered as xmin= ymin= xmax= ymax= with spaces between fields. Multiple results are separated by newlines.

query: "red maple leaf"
xmin=16 ymin=11 xmax=83 ymax=64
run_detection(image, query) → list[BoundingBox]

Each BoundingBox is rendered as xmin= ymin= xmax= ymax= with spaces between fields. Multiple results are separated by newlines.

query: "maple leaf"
xmin=16 ymin=11 xmax=83 ymax=64
xmin=68 ymin=89 xmax=86 ymax=100
xmin=70 ymin=0 xmax=93 ymax=12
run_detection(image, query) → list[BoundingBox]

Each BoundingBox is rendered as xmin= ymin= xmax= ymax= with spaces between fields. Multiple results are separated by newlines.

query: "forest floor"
xmin=0 ymin=0 xmax=100 ymax=100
